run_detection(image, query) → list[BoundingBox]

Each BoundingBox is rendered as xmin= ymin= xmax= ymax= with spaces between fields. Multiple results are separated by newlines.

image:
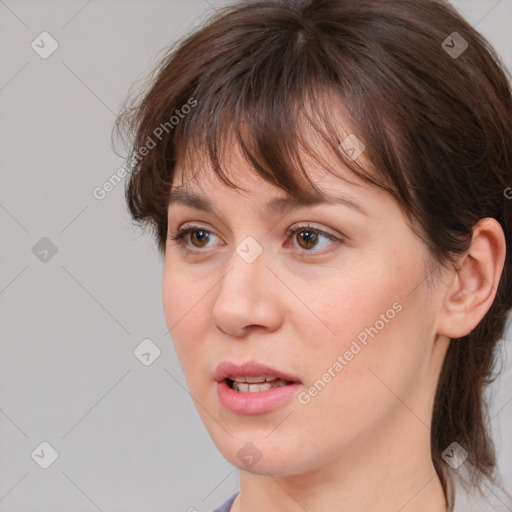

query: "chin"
xmin=209 ymin=433 xmax=316 ymax=477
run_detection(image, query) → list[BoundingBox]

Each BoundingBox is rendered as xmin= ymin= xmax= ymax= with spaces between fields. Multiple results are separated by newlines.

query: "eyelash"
xmin=167 ymin=223 xmax=341 ymax=255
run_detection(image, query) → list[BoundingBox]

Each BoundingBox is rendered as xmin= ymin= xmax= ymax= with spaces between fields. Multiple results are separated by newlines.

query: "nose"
xmin=211 ymin=247 xmax=284 ymax=338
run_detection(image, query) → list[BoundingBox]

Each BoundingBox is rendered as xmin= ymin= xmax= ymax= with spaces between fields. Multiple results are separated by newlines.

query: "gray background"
xmin=0 ymin=1 xmax=511 ymax=511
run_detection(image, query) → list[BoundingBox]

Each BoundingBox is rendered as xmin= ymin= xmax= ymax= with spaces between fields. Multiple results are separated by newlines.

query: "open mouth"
xmin=216 ymin=364 xmax=301 ymax=413
xmin=225 ymin=376 xmax=294 ymax=393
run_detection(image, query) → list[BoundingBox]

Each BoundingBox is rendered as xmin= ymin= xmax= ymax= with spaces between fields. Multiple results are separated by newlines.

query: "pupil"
xmin=299 ymin=230 xmax=317 ymax=249
xmin=193 ymin=230 xmax=209 ymax=246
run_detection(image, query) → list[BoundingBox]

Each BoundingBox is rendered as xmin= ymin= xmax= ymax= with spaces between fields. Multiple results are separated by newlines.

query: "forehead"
xmin=168 ymin=92 xmax=384 ymax=220
xmin=172 ymin=125 xmax=369 ymax=193
xmin=169 ymin=141 xmax=378 ymax=221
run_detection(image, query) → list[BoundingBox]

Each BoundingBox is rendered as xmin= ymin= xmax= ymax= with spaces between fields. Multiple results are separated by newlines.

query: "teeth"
xmin=231 ymin=378 xmax=290 ymax=393
xmin=231 ymin=375 xmax=278 ymax=383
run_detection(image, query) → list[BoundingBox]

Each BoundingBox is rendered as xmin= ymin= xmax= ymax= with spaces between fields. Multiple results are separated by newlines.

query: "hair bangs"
xmin=172 ymin=72 xmax=391 ymax=210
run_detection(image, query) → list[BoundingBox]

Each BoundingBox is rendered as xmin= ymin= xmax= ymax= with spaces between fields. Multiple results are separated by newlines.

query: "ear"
xmin=436 ymin=218 xmax=506 ymax=339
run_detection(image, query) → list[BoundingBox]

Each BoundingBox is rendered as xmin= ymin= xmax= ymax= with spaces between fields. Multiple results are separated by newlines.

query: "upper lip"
xmin=214 ymin=360 xmax=301 ymax=383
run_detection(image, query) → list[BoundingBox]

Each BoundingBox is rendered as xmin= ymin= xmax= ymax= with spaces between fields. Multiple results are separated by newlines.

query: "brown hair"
xmin=114 ymin=0 xmax=512 ymax=509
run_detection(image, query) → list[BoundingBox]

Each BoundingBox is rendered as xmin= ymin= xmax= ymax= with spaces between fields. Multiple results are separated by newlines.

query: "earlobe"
xmin=437 ymin=218 xmax=506 ymax=339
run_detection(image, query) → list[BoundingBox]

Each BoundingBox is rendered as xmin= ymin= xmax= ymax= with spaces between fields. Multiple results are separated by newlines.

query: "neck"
xmin=234 ymin=423 xmax=447 ymax=512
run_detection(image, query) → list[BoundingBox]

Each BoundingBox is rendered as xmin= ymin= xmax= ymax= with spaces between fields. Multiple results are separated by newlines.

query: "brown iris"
xmin=189 ymin=230 xmax=210 ymax=248
xmin=296 ymin=229 xmax=318 ymax=250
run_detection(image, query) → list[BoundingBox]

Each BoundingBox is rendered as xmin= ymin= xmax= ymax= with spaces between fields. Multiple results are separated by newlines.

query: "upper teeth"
xmin=229 ymin=375 xmax=278 ymax=383
xmin=230 ymin=378 xmax=289 ymax=393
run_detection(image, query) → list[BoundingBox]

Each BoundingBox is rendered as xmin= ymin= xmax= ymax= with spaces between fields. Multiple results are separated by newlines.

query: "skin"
xmin=162 ymin=133 xmax=506 ymax=512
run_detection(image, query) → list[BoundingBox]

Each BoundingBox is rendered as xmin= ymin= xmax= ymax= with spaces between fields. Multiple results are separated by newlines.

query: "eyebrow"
xmin=167 ymin=188 xmax=369 ymax=217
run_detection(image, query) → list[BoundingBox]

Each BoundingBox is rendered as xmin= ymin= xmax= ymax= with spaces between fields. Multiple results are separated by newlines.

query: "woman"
xmin=115 ymin=0 xmax=512 ymax=510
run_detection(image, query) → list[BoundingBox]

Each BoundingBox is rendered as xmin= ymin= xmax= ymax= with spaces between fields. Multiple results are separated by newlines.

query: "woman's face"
xmin=162 ymin=141 xmax=449 ymax=477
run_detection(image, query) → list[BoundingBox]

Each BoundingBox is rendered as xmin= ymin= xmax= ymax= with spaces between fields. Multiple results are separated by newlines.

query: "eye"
xmin=167 ymin=225 xmax=220 ymax=249
xmin=285 ymin=223 xmax=340 ymax=252
xmin=167 ymin=223 xmax=341 ymax=254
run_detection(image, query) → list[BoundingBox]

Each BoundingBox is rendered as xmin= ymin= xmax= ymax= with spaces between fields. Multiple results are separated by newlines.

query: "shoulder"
xmin=208 ymin=493 xmax=238 ymax=512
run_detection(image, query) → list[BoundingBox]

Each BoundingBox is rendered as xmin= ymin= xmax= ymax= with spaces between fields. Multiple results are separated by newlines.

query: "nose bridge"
xmin=211 ymin=235 xmax=282 ymax=334
xmin=219 ymin=236 xmax=269 ymax=303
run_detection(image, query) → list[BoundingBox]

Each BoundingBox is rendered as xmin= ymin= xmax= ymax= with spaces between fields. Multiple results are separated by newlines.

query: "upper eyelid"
xmin=173 ymin=222 xmax=336 ymax=237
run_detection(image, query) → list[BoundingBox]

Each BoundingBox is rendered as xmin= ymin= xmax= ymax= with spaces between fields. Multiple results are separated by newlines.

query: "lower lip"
xmin=217 ymin=380 xmax=301 ymax=415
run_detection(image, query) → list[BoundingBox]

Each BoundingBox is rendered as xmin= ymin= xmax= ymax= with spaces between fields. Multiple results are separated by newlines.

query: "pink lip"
xmin=214 ymin=360 xmax=302 ymax=415
xmin=214 ymin=360 xmax=301 ymax=383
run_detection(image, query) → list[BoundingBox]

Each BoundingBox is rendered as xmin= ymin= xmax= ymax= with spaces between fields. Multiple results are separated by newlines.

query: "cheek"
xmin=294 ymin=265 xmax=402 ymax=355
xmin=293 ymin=254 xmax=432 ymax=411
xmin=162 ymin=264 xmax=210 ymax=375
xmin=307 ymin=244 xmax=430 ymax=355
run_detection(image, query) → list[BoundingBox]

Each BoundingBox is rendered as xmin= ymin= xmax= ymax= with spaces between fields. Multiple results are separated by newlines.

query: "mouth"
xmin=225 ymin=375 xmax=295 ymax=393
xmin=214 ymin=360 xmax=301 ymax=414
xmin=214 ymin=360 xmax=301 ymax=386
